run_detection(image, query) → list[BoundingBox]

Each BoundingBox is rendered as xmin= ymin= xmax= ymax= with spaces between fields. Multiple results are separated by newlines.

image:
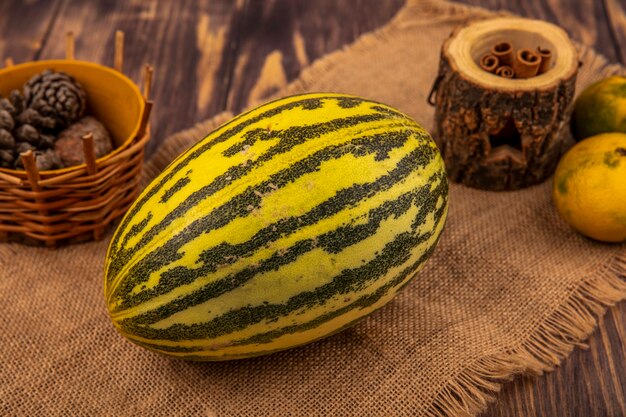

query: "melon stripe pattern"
xmin=105 ymin=93 xmax=448 ymax=360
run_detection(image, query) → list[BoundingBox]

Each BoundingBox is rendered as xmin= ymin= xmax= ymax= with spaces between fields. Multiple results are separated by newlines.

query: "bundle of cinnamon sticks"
xmin=480 ymin=42 xmax=552 ymax=79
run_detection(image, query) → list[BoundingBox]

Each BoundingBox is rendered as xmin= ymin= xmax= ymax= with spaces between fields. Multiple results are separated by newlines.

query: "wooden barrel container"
xmin=0 ymin=58 xmax=152 ymax=246
xmin=432 ymin=17 xmax=579 ymax=190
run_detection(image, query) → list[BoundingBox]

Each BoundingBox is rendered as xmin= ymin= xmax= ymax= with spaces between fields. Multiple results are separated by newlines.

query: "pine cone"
xmin=0 ymin=98 xmax=15 ymax=115
xmin=0 ymin=70 xmax=98 ymax=171
xmin=0 ymin=129 xmax=15 ymax=149
xmin=54 ymin=116 xmax=114 ymax=167
xmin=35 ymin=149 xmax=63 ymax=171
xmin=16 ymin=108 xmax=56 ymax=130
xmin=0 ymin=149 xmax=14 ymax=168
xmin=0 ymin=88 xmax=60 ymax=165
xmin=13 ymin=149 xmax=62 ymax=171
xmin=15 ymin=142 xmax=35 ymax=154
xmin=14 ymin=124 xmax=40 ymax=145
xmin=9 ymin=90 xmax=24 ymax=116
xmin=23 ymin=70 xmax=86 ymax=129
xmin=0 ymin=110 xmax=15 ymax=130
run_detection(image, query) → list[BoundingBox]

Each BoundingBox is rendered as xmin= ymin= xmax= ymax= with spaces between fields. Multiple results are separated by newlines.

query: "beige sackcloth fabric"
xmin=2 ymin=1 xmax=625 ymax=416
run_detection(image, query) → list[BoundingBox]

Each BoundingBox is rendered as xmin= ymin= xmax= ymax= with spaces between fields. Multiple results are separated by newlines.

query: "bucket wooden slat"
xmin=0 ymin=132 xmax=149 ymax=244
xmin=14 ymin=211 xmax=75 ymax=223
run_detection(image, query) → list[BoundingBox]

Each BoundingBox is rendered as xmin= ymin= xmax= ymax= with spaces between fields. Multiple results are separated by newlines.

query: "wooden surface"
xmin=0 ymin=0 xmax=624 ymax=416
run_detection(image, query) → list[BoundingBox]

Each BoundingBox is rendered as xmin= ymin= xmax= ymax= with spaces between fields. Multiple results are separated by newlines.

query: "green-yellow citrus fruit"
xmin=572 ymin=76 xmax=626 ymax=141
xmin=553 ymin=132 xmax=626 ymax=243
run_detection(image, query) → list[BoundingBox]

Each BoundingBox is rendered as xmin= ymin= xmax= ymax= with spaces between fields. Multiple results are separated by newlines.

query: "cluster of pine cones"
xmin=0 ymin=70 xmax=87 ymax=170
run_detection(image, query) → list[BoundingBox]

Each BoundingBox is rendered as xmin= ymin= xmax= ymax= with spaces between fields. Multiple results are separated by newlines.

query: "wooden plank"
xmin=455 ymin=0 xmax=623 ymax=64
xmin=35 ymin=0 xmax=241 ymax=155
xmin=483 ymin=302 xmax=626 ymax=417
xmin=0 ymin=0 xmax=61 ymax=64
xmin=604 ymin=0 xmax=626 ymax=63
xmin=225 ymin=0 xmax=406 ymax=112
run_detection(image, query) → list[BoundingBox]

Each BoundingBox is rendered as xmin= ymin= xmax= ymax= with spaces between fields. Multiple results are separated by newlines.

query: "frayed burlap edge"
xmin=140 ymin=1 xmax=626 ymax=415
xmin=424 ymin=255 xmax=626 ymax=417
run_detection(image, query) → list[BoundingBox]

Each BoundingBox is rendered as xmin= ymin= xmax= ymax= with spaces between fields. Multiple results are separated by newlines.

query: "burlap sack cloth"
xmin=2 ymin=1 xmax=625 ymax=416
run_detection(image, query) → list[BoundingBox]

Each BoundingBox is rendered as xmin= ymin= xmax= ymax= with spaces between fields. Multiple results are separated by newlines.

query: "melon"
xmin=104 ymin=93 xmax=448 ymax=360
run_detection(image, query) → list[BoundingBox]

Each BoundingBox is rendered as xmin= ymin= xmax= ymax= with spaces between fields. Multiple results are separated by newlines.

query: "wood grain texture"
xmin=0 ymin=1 xmax=624 ymax=416
xmin=0 ymin=0 xmax=61 ymax=63
xmin=483 ymin=303 xmax=626 ymax=417
xmin=35 ymin=0 xmax=242 ymax=155
xmin=225 ymin=0 xmax=406 ymax=112
xmin=604 ymin=0 xmax=626 ymax=64
xmin=456 ymin=0 xmax=626 ymax=65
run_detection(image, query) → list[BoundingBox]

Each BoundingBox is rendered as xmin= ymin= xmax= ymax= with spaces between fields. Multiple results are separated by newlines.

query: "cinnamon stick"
xmin=480 ymin=54 xmax=499 ymax=73
xmin=495 ymin=65 xmax=515 ymax=78
xmin=491 ymin=42 xmax=514 ymax=67
xmin=537 ymin=46 xmax=552 ymax=74
xmin=513 ymin=48 xmax=541 ymax=79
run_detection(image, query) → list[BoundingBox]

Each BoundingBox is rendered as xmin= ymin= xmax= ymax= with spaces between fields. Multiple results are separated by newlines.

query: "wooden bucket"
xmin=0 ymin=56 xmax=153 ymax=246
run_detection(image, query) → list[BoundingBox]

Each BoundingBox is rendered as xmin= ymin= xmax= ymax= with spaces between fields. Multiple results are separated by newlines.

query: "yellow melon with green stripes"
xmin=104 ymin=93 xmax=448 ymax=360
